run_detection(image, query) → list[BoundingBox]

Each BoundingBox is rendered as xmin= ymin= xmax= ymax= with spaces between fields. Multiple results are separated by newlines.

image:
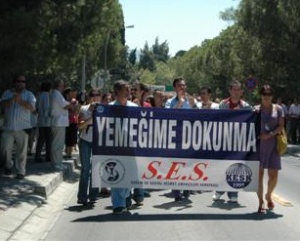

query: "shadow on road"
xmin=72 ymin=211 xmax=283 ymax=223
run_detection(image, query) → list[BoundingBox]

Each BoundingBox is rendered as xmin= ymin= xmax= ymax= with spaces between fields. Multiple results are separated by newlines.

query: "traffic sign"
xmin=245 ymin=77 xmax=257 ymax=91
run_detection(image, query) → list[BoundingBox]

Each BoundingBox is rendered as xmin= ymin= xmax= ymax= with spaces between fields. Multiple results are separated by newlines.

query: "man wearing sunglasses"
xmin=0 ymin=75 xmax=36 ymax=179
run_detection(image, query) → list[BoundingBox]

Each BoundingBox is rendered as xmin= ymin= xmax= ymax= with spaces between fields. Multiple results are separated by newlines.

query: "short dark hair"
xmin=259 ymin=85 xmax=274 ymax=95
xmin=199 ymin=87 xmax=212 ymax=94
xmin=14 ymin=74 xmax=26 ymax=82
xmin=135 ymin=82 xmax=149 ymax=92
xmin=88 ymin=89 xmax=100 ymax=97
xmin=40 ymin=81 xmax=51 ymax=92
xmin=173 ymin=77 xmax=185 ymax=87
xmin=53 ymin=79 xmax=64 ymax=89
xmin=229 ymin=80 xmax=242 ymax=89
xmin=113 ymin=80 xmax=129 ymax=95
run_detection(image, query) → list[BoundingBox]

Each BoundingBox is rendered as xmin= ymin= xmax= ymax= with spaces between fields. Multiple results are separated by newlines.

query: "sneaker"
xmin=183 ymin=190 xmax=190 ymax=199
xmin=99 ymin=188 xmax=111 ymax=197
xmin=144 ymin=191 xmax=151 ymax=198
xmin=77 ymin=199 xmax=88 ymax=206
xmin=134 ymin=200 xmax=144 ymax=206
xmin=88 ymin=199 xmax=97 ymax=205
xmin=16 ymin=174 xmax=25 ymax=180
xmin=35 ymin=157 xmax=43 ymax=163
xmin=126 ymin=196 xmax=132 ymax=209
xmin=51 ymin=164 xmax=67 ymax=172
xmin=212 ymin=192 xmax=222 ymax=201
xmin=113 ymin=207 xmax=127 ymax=214
xmin=174 ymin=196 xmax=184 ymax=202
xmin=4 ymin=168 xmax=12 ymax=175
xmin=229 ymin=196 xmax=238 ymax=203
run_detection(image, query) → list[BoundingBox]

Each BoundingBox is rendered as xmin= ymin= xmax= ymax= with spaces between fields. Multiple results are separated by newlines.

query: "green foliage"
xmin=139 ymin=69 xmax=156 ymax=85
xmin=0 ymin=0 xmax=125 ymax=92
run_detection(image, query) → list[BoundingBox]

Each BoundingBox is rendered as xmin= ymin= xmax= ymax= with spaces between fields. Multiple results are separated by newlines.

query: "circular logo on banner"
xmin=226 ymin=163 xmax=252 ymax=189
xmin=96 ymin=105 xmax=104 ymax=113
xmin=100 ymin=159 xmax=125 ymax=184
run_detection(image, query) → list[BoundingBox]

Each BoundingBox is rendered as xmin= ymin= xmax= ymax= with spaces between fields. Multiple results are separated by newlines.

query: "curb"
xmin=0 ymin=155 xmax=79 ymax=241
xmin=34 ymin=158 xmax=77 ymax=199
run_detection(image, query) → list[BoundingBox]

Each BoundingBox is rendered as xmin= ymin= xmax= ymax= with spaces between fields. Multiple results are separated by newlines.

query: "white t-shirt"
xmin=50 ymin=89 xmax=69 ymax=127
xmin=288 ymin=103 xmax=300 ymax=117
xmin=196 ymin=101 xmax=219 ymax=109
xmin=79 ymin=104 xmax=93 ymax=143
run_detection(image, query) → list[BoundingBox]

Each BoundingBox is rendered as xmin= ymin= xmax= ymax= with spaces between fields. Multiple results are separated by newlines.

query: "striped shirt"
xmin=1 ymin=88 xmax=36 ymax=130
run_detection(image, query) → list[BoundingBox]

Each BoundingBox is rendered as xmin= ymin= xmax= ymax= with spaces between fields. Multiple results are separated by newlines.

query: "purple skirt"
xmin=259 ymin=136 xmax=281 ymax=170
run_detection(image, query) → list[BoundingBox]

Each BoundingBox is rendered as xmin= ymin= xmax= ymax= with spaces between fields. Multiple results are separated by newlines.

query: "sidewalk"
xmin=0 ymin=145 xmax=299 ymax=240
xmin=0 ymin=152 xmax=80 ymax=240
xmin=286 ymin=144 xmax=300 ymax=157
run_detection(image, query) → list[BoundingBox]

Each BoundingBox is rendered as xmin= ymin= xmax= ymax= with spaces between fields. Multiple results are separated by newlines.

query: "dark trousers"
xmin=289 ymin=118 xmax=300 ymax=144
xmin=35 ymin=126 xmax=51 ymax=161
xmin=172 ymin=189 xmax=190 ymax=199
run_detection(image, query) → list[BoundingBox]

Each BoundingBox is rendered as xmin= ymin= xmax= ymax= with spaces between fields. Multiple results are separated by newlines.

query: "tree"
xmin=139 ymin=42 xmax=156 ymax=72
xmin=0 ymin=0 xmax=125 ymax=91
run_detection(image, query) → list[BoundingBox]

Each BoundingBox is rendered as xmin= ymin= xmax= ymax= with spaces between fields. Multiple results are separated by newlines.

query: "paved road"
xmin=43 ymin=156 xmax=300 ymax=241
xmin=4 ymin=146 xmax=300 ymax=241
xmin=44 ymin=190 xmax=299 ymax=240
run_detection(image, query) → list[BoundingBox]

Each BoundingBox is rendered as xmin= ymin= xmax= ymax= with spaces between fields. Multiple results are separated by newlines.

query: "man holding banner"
xmin=165 ymin=77 xmax=197 ymax=202
xmin=92 ymin=79 xmax=260 ymax=214
xmin=108 ymin=80 xmax=138 ymax=214
xmin=212 ymin=80 xmax=252 ymax=203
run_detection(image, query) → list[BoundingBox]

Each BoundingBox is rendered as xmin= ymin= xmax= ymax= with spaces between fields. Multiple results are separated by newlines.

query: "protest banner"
xmin=92 ymin=105 xmax=260 ymax=192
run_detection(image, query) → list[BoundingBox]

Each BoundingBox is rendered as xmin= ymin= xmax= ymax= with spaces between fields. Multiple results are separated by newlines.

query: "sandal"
xmin=258 ymin=202 xmax=266 ymax=214
xmin=265 ymin=194 xmax=274 ymax=210
xmin=267 ymin=201 xmax=275 ymax=210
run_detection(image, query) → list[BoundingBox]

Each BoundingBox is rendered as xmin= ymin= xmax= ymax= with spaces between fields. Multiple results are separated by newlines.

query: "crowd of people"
xmin=0 ymin=74 xmax=296 ymax=215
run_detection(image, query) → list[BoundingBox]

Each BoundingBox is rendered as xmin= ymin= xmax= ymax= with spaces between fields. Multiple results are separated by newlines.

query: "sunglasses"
xmin=262 ymin=93 xmax=272 ymax=96
xmin=17 ymin=80 xmax=26 ymax=83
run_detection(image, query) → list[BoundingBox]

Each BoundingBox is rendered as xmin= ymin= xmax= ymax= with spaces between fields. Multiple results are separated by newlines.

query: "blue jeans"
xmin=132 ymin=188 xmax=144 ymax=202
xmin=216 ymin=191 xmax=238 ymax=199
xmin=77 ymin=139 xmax=98 ymax=201
xmin=111 ymin=188 xmax=130 ymax=209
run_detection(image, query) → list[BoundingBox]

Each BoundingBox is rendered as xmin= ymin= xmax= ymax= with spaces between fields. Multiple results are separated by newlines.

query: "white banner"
xmin=92 ymin=155 xmax=259 ymax=191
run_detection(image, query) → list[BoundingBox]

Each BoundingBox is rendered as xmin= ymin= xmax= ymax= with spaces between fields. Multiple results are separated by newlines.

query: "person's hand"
xmin=13 ymin=93 xmax=21 ymax=103
xmin=177 ymin=90 xmax=185 ymax=103
xmin=187 ymin=95 xmax=196 ymax=107
xmin=89 ymin=102 xmax=96 ymax=111
xmin=86 ymin=118 xmax=93 ymax=125
xmin=132 ymin=98 xmax=140 ymax=106
xmin=260 ymin=132 xmax=271 ymax=141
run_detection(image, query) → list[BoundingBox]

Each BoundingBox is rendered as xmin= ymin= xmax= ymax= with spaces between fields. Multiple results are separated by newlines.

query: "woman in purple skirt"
xmin=256 ymin=85 xmax=285 ymax=213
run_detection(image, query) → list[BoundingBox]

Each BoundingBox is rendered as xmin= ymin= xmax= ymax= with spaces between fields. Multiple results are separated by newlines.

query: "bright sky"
xmin=120 ymin=0 xmax=240 ymax=56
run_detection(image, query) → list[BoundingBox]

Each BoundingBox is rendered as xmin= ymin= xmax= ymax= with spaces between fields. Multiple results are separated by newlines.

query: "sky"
xmin=119 ymin=0 xmax=240 ymax=56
